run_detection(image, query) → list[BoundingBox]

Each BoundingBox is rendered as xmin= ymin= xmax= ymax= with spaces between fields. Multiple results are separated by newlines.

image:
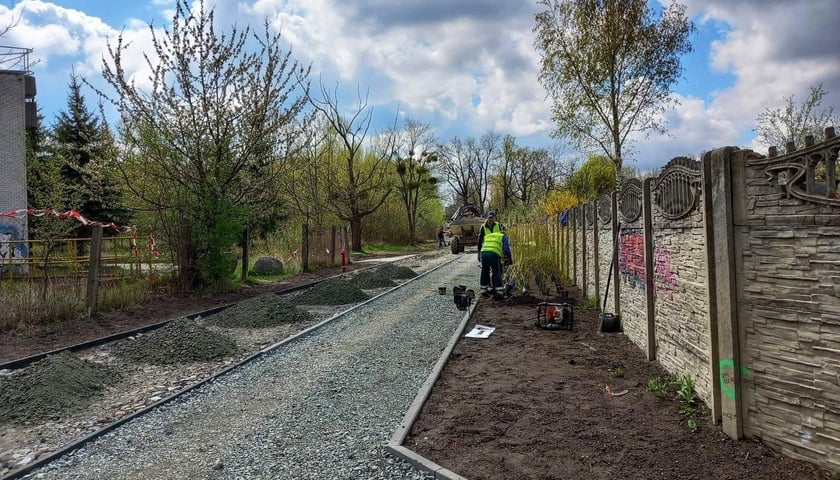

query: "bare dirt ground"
xmin=404 ymin=287 xmax=831 ymax=480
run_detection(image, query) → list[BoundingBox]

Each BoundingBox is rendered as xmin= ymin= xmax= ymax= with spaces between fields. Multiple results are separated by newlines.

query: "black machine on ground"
xmin=535 ymin=302 xmax=574 ymax=330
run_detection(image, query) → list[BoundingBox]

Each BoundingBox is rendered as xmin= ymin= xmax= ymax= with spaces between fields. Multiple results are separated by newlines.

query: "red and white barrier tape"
xmin=1 ymin=208 xmax=159 ymax=258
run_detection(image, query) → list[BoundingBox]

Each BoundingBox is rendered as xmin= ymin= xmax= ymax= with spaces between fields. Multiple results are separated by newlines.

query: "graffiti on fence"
xmin=619 ymin=231 xmax=645 ymax=288
xmin=0 ymin=223 xmax=28 ymax=275
xmin=719 ymin=359 xmax=752 ymax=399
xmin=616 ymin=233 xmax=679 ymax=295
xmin=654 ymin=237 xmax=678 ymax=296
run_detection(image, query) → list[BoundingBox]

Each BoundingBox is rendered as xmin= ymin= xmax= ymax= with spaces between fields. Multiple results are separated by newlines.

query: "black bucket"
xmin=453 ymin=285 xmax=472 ymax=311
xmin=598 ymin=313 xmax=622 ymax=333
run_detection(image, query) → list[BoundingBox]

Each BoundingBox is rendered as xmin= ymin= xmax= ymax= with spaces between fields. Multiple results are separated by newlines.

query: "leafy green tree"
xmin=755 ymin=83 xmax=839 ymax=149
xmin=534 ymin=0 xmax=694 ymax=175
xmin=99 ymin=0 xmax=310 ymax=289
xmin=393 ymin=119 xmax=440 ymax=244
xmin=564 ymin=155 xmax=616 ymax=201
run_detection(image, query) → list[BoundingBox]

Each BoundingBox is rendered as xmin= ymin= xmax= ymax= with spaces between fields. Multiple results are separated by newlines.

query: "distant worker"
xmin=477 ymin=211 xmax=512 ymax=299
xmin=437 ymin=226 xmax=446 ymax=248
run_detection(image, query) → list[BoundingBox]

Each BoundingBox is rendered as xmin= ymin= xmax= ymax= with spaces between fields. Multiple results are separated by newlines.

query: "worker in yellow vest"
xmin=477 ymin=211 xmax=512 ymax=299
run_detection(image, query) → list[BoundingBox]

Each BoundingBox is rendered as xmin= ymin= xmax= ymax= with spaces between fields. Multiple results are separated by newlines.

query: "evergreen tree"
xmin=52 ymin=72 xmax=128 ymax=235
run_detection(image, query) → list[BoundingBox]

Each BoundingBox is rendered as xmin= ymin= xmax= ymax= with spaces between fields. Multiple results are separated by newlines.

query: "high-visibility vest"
xmin=481 ymin=231 xmax=505 ymax=256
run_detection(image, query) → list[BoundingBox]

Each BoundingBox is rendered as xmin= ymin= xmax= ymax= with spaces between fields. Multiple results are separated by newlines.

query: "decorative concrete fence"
xmin=566 ymin=129 xmax=840 ymax=472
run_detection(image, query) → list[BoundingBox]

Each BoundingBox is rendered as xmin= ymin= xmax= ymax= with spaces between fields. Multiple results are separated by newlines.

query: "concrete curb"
xmin=385 ymin=296 xmax=477 ymax=480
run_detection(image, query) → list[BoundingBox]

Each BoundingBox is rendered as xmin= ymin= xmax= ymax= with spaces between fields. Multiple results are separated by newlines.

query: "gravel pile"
xmin=113 ymin=319 xmax=240 ymax=365
xmin=349 ymin=270 xmax=397 ymax=289
xmin=290 ymin=278 xmax=370 ymax=305
xmin=0 ymin=351 xmax=119 ymax=425
xmin=376 ymin=264 xmax=418 ymax=279
xmin=206 ymin=293 xmax=315 ymax=328
xmin=31 ymin=255 xmax=473 ymax=480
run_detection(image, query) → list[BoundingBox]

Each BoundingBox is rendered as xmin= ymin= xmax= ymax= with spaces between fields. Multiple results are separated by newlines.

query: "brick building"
xmin=0 ymin=46 xmax=36 ymax=270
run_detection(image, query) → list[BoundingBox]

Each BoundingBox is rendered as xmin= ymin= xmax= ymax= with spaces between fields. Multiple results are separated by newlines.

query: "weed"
xmin=679 ymin=404 xmax=698 ymax=416
xmin=609 ymin=367 xmax=625 ymax=378
xmin=581 ymin=297 xmax=599 ymax=311
xmin=687 ymin=418 xmax=699 ymax=432
xmin=673 ymin=373 xmax=697 ymax=404
xmin=647 ymin=377 xmax=668 ymax=398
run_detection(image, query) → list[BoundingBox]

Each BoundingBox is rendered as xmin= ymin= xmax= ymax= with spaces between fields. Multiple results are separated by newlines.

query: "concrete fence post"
xmin=593 ymin=201 xmax=600 ymax=306
xmin=581 ymin=206 xmax=588 ymax=297
xmin=642 ymin=178 xmax=656 ymax=361
xmin=572 ymin=208 xmax=578 ymax=286
xmin=611 ymin=192 xmax=620 ymax=318
xmin=703 ymin=147 xmax=742 ymax=437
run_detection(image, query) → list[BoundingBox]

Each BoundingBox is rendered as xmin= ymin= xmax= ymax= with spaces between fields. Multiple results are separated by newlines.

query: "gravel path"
xmin=27 ymin=255 xmax=477 ymax=480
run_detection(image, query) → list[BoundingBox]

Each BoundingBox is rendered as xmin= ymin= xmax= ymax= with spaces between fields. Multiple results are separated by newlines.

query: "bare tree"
xmin=308 ymin=81 xmax=397 ymax=251
xmin=393 ymin=119 xmax=439 ymax=244
xmin=755 ymin=83 xmax=839 ymax=149
xmin=280 ymin=117 xmax=339 ymax=228
xmin=437 ymin=136 xmax=474 ymax=207
xmin=466 ymin=131 xmax=501 ymax=211
xmin=0 ymin=8 xmax=20 ymax=39
xmin=496 ymin=135 xmax=524 ymax=209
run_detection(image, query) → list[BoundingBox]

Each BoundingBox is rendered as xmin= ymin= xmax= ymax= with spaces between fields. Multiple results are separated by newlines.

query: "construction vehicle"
xmin=446 ymin=205 xmax=485 ymax=254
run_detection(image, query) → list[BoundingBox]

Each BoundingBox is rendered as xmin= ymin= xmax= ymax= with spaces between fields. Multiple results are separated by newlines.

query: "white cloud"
xmin=6 ymin=0 xmax=837 ymax=172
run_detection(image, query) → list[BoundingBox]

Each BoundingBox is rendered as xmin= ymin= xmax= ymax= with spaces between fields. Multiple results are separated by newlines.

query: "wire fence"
xmin=0 ymin=234 xmax=167 ymax=281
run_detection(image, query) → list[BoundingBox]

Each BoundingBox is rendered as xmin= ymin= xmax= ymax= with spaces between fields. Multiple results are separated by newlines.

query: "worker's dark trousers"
xmin=480 ymin=251 xmax=504 ymax=295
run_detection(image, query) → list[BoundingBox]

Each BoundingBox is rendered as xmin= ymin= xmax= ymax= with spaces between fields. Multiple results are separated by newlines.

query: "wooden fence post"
xmin=86 ymin=225 xmax=103 ymax=315
xmin=331 ymin=226 xmax=337 ymax=266
xmin=241 ymin=227 xmax=249 ymax=282
xmin=301 ymin=223 xmax=310 ymax=272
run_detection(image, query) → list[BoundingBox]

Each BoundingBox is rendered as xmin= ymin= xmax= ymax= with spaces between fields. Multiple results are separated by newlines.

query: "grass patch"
xmin=360 ymin=243 xmax=420 ymax=254
xmin=581 ymin=297 xmax=600 ymax=311
xmin=0 ymin=276 xmax=157 ymax=331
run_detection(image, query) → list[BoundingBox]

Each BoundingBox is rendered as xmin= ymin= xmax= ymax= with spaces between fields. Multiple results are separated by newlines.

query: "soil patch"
xmin=205 ymin=293 xmax=315 ymax=328
xmin=0 ymin=351 xmax=119 ymax=425
xmin=112 ymin=319 xmax=240 ymax=365
xmin=404 ymin=288 xmax=829 ymax=480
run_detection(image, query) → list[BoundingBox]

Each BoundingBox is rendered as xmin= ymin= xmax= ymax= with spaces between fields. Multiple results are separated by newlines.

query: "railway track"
xmin=0 ymin=262 xmax=387 ymax=372
xmin=0 ymin=252 xmax=459 ymax=480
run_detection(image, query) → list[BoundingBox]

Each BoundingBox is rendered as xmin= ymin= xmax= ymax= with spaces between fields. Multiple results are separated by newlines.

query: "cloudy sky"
xmin=1 ymin=0 xmax=838 ymax=172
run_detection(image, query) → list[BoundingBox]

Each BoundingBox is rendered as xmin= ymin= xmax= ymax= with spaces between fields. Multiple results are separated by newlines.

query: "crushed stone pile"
xmin=113 ymin=318 xmax=240 ymax=365
xmin=349 ymin=270 xmax=397 ymax=289
xmin=0 ymin=351 xmax=120 ymax=424
xmin=376 ymin=263 xmax=418 ymax=280
xmin=206 ymin=293 xmax=315 ymax=328
xmin=290 ymin=278 xmax=370 ymax=305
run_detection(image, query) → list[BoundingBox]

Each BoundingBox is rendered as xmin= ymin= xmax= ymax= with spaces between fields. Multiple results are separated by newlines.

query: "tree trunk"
xmin=178 ymin=223 xmax=199 ymax=291
xmin=351 ymin=217 xmax=363 ymax=251
xmin=408 ymin=216 xmax=417 ymax=245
